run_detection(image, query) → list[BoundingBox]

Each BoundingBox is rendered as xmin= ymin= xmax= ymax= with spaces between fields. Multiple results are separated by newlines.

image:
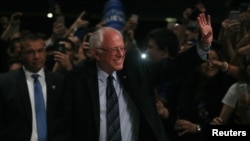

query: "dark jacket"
xmin=58 ymin=46 xmax=206 ymax=141
xmin=0 ymin=68 xmax=64 ymax=141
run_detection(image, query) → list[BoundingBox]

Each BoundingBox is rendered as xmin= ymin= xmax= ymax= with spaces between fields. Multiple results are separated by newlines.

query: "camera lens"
xmin=57 ymin=44 xmax=65 ymax=53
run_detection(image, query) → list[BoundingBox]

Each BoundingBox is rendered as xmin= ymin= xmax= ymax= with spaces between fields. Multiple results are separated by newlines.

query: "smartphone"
xmin=228 ymin=10 xmax=240 ymax=20
xmin=57 ymin=43 xmax=66 ymax=53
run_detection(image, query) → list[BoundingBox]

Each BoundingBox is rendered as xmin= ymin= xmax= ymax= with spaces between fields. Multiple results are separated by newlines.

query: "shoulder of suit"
xmin=45 ymin=69 xmax=64 ymax=80
xmin=72 ymin=60 xmax=95 ymax=73
xmin=0 ymin=69 xmax=20 ymax=83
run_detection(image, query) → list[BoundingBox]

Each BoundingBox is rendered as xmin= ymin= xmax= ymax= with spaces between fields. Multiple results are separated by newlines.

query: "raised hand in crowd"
xmin=235 ymin=33 xmax=250 ymax=50
xmin=63 ymin=11 xmax=89 ymax=38
xmin=53 ymin=51 xmax=73 ymax=71
xmin=219 ymin=19 xmax=241 ymax=61
xmin=197 ymin=13 xmax=213 ymax=48
xmin=1 ymin=12 xmax=22 ymax=41
xmin=231 ymin=33 xmax=250 ymax=65
xmin=122 ymin=14 xmax=139 ymax=50
xmin=52 ymin=38 xmax=76 ymax=74
xmin=222 ymin=19 xmax=241 ymax=37
xmin=240 ymin=10 xmax=250 ymax=35
xmin=218 ymin=9 xmax=250 ymax=62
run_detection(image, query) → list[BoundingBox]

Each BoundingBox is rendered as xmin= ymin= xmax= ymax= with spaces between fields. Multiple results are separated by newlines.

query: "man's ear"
xmin=91 ymin=49 xmax=101 ymax=60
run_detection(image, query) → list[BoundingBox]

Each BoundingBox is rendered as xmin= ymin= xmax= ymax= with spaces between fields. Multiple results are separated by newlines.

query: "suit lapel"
xmin=118 ymin=65 xmax=142 ymax=100
xmin=86 ymin=61 xmax=100 ymax=134
xmin=17 ymin=69 xmax=32 ymax=125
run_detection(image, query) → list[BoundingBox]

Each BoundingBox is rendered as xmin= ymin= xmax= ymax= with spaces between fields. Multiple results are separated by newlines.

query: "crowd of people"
xmin=0 ymin=0 xmax=250 ymax=141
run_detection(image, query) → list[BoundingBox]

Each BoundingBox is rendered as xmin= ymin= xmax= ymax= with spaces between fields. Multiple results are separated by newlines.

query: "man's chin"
xmin=115 ymin=65 xmax=123 ymax=71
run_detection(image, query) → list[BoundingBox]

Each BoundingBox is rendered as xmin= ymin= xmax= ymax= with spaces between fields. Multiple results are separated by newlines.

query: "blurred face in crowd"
xmin=146 ymin=39 xmax=166 ymax=61
xmin=200 ymin=50 xmax=219 ymax=78
xmin=20 ymin=39 xmax=46 ymax=73
xmin=8 ymin=39 xmax=21 ymax=57
xmin=95 ymin=29 xmax=125 ymax=74
xmin=13 ymin=41 xmax=21 ymax=55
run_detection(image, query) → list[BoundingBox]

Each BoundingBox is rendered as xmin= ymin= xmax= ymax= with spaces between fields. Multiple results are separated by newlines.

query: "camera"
xmin=57 ymin=43 xmax=66 ymax=53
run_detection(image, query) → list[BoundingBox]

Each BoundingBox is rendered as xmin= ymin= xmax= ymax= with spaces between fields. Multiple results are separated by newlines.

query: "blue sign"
xmin=102 ymin=0 xmax=125 ymax=31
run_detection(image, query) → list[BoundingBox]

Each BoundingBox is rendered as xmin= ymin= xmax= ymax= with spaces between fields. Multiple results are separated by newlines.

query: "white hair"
xmin=89 ymin=27 xmax=123 ymax=49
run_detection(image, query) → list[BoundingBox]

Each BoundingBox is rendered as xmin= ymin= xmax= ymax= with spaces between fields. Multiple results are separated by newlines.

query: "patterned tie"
xmin=106 ymin=75 xmax=121 ymax=141
xmin=31 ymin=74 xmax=47 ymax=141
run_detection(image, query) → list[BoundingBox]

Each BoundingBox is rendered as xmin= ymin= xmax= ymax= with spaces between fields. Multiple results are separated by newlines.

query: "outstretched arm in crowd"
xmin=63 ymin=11 xmax=89 ymax=38
xmin=197 ymin=13 xmax=213 ymax=49
xmin=1 ymin=12 xmax=22 ymax=41
xmin=211 ymin=60 xmax=240 ymax=79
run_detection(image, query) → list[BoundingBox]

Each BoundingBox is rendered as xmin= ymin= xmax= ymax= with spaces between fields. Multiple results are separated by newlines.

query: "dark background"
xmin=0 ymin=0 xmax=248 ymax=45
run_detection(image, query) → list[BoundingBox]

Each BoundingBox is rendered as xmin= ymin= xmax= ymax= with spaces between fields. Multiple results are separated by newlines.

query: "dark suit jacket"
xmin=0 ymin=68 xmax=64 ymax=141
xmin=58 ymin=47 xmax=204 ymax=141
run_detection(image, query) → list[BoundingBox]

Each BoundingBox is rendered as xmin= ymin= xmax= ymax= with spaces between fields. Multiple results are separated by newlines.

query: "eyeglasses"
xmin=99 ymin=47 xmax=126 ymax=55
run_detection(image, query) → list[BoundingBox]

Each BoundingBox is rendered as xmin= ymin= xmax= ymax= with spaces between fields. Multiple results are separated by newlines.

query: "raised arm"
xmin=63 ymin=11 xmax=89 ymax=38
xmin=197 ymin=13 xmax=213 ymax=48
xmin=1 ymin=12 xmax=22 ymax=41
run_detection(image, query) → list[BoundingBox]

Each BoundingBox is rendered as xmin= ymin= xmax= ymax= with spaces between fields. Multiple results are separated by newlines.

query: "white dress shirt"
xmin=23 ymin=67 xmax=47 ymax=141
xmin=97 ymin=65 xmax=139 ymax=141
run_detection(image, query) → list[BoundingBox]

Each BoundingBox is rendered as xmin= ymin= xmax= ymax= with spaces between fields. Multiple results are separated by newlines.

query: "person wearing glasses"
xmin=57 ymin=13 xmax=213 ymax=141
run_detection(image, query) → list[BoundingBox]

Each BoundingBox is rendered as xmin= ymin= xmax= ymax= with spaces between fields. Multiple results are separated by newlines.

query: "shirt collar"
xmin=96 ymin=64 xmax=117 ymax=83
xmin=23 ymin=66 xmax=45 ymax=80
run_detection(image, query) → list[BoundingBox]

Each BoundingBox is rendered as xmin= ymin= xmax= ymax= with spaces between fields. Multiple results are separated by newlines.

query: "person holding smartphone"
xmin=74 ymin=28 xmax=96 ymax=65
xmin=52 ymin=38 xmax=76 ymax=74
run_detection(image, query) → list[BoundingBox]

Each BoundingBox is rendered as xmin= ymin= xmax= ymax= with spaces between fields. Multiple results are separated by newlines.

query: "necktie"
xmin=106 ymin=75 xmax=121 ymax=141
xmin=31 ymin=74 xmax=47 ymax=141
